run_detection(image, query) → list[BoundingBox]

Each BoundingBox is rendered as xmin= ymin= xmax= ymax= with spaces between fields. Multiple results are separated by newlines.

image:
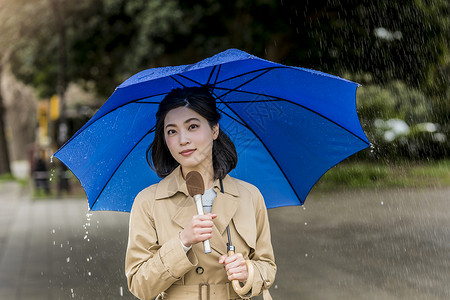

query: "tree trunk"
xmin=48 ymin=0 xmax=67 ymax=147
xmin=0 ymin=61 xmax=11 ymax=175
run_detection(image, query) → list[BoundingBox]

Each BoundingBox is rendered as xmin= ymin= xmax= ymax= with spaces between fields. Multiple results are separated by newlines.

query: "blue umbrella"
xmin=54 ymin=49 xmax=370 ymax=212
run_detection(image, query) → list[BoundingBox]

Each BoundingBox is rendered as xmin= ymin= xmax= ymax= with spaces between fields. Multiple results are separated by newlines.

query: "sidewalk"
xmin=0 ymin=182 xmax=135 ymax=299
xmin=0 ymin=182 xmax=25 ymax=265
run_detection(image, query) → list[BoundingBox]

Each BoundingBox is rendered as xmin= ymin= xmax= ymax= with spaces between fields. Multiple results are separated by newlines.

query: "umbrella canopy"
xmin=54 ymin=49 xmax=370 ymax=212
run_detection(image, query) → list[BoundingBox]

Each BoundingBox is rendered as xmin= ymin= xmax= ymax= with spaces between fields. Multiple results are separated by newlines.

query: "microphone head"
xmin=186 ymin=171 xmax=205 ymax=196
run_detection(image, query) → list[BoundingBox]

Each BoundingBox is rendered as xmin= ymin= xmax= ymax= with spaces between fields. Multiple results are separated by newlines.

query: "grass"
xmin=0 ymin=173 xmax=28 ymax=186
xmin=313 ymin=159 xmax=450 ymax=191
xmin=32 ymin=171 xmax=86 ymax=199
xmin=0 ymin=170 xmax=85 ymax=199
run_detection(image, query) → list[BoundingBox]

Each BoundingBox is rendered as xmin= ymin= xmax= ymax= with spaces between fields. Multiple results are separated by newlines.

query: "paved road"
xmin=0 ymin=182 xmax=449 ymax=299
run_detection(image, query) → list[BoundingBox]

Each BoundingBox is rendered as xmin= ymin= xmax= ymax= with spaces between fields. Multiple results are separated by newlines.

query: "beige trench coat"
xmin=125 ymin=166 xmax=276 ymax=300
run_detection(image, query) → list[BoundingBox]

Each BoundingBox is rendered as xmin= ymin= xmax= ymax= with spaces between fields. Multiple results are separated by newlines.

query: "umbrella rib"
xmin=209 ymin=89 xmax=370 ymax=146
xmin=216 ymin=100 xmax=305 ymax=205
xmin=213 ymin=66 xmax=286 ymax=85
xmin=173 ymin=66 xmax=280 ymax=91
xmin=215 ymin=107 xmax=248 ymax=127
xmin=210 ymin=65 xmax=250 ymax=127
xmin=212 ymin=64 xmax=222 ymax=91
xmin=55 ymin=97 xmax=163 ymax=154
xmin=89 ymin=125 xmax=156 ymax=210
xmin=214 ymin=69 xmax=273 ymax=102
xmin=206 ymin=65 xmax=217 ymax=86
xmin=169 ymin=75 xmax=187 ymax=88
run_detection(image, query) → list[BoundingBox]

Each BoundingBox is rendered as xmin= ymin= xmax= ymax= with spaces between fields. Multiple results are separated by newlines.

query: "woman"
xmin=125 ymin=87 xmax=276 ymax=299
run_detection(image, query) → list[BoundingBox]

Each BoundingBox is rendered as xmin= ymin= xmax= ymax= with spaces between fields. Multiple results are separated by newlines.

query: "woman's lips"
xmin=180 ymin=149 xmax=196 ymax=156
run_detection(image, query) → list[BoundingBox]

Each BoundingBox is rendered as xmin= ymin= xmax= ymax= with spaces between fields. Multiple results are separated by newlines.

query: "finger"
xmin=208 ymin=213 xmax=217 ymax=219
xmin=224 ymin=253 xmax=244 ymax=265
xmin=192 ymin=219 xmax=214 ymax=228
xmin=227 ymin=269 xmax=247 ymax=282
xmin=225 ymin=260 xmax=246 ymax=272
xmin=193 ymin=227 xmax=213 ymax=236
xmin=218 ymin=255 xmax=227 ymax=264
xmin=196 ymin=214 xmax=216 ymax=221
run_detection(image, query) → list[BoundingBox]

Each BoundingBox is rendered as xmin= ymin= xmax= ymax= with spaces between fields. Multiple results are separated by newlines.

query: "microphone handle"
xmin=194 ymin=194 xmax=211 ymax=254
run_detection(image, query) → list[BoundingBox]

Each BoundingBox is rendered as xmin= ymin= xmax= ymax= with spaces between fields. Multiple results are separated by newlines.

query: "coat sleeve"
xmin=125 ymin=188 xmax=198 ymax=300
xmin=245 ymin=189 xmax=277 ymax=299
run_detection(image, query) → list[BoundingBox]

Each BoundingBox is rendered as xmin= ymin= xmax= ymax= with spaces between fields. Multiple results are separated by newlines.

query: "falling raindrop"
xmin=66 ymin=257 xmax=70 ymax=263
xmin=120 ymin=286 xmax=124 ymax=296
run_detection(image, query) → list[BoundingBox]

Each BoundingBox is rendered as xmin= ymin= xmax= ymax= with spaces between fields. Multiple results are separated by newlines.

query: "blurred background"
xmin=0 ymin=0 xmax=448 ymax=299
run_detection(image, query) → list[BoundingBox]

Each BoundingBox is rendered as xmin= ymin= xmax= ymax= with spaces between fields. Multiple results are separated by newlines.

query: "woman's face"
xmin=164 ymin=106 xmax=219 ymax=174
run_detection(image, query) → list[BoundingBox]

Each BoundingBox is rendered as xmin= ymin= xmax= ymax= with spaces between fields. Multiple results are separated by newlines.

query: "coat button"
xmin=196 ymin=267 xmax=204 ymax=274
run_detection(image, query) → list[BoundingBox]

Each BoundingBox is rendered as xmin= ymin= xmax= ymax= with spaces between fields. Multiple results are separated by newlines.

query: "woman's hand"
xmin=180 ymin=213 xmax=216 ymax=247
xmin=219 ymin=253 xmax=248 ymax=282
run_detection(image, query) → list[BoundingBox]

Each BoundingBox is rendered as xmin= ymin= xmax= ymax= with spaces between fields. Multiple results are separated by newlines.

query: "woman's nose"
xmin=179 ymin=131 xmax=190 ymax=145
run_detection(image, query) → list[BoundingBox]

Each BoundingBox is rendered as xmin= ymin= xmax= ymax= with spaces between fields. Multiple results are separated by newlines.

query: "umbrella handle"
xmin=227 ymin=249 xmax=254 ymax=296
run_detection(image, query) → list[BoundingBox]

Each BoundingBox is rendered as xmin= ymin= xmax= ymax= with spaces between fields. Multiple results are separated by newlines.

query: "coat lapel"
xmin=171 ymin=195 xmax=197 ymax=229
xmin=208 ymin=177 xmax=240 ymax=254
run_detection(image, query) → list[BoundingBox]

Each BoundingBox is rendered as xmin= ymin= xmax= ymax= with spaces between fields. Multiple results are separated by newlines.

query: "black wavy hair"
xmin=147 ymin=86 xmax=237 ymax=179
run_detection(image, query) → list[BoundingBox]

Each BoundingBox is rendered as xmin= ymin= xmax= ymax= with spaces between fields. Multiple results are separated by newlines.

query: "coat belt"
xmin=162 ymin=283 xmax=243 ymax=299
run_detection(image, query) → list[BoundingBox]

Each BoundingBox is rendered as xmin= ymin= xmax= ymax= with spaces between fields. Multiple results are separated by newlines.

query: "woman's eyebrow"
xmin=184 ymin=117 xmax=200 ymax=124
xmin=165 ymin=118 xmax=200 ymax=129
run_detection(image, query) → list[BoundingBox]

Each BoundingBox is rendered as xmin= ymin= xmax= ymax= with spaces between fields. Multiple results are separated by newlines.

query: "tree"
xmin=10 ymin=0 xmax=448 ymax=95
xmin=0 ymin=1 xmax=39 ymax=174
xmin=0 ymin=55 xmax=11 ymax=175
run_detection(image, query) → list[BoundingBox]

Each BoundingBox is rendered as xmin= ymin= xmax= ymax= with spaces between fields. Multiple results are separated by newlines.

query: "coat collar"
xmin=154 ymin=165 xmax=239 ymax=200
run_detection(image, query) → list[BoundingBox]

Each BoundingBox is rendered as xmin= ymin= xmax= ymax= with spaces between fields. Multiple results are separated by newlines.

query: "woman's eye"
xmin=167 ymin=129 xmax=176 ymax=135
xmin=189 ymin=124 xmax=199 ymax=130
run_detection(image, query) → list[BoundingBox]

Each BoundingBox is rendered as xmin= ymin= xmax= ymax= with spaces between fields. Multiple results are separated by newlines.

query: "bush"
xmin=355 ymin=79 xmax=449 ymax=160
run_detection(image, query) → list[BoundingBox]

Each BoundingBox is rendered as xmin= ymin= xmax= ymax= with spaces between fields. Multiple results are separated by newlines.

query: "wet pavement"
xmin=0 ymin=181 xmax=449 ymax=299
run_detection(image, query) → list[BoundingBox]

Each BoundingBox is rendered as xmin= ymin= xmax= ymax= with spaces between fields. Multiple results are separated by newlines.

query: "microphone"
xmin=185 ymin=171 xmax=211 ymax=254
